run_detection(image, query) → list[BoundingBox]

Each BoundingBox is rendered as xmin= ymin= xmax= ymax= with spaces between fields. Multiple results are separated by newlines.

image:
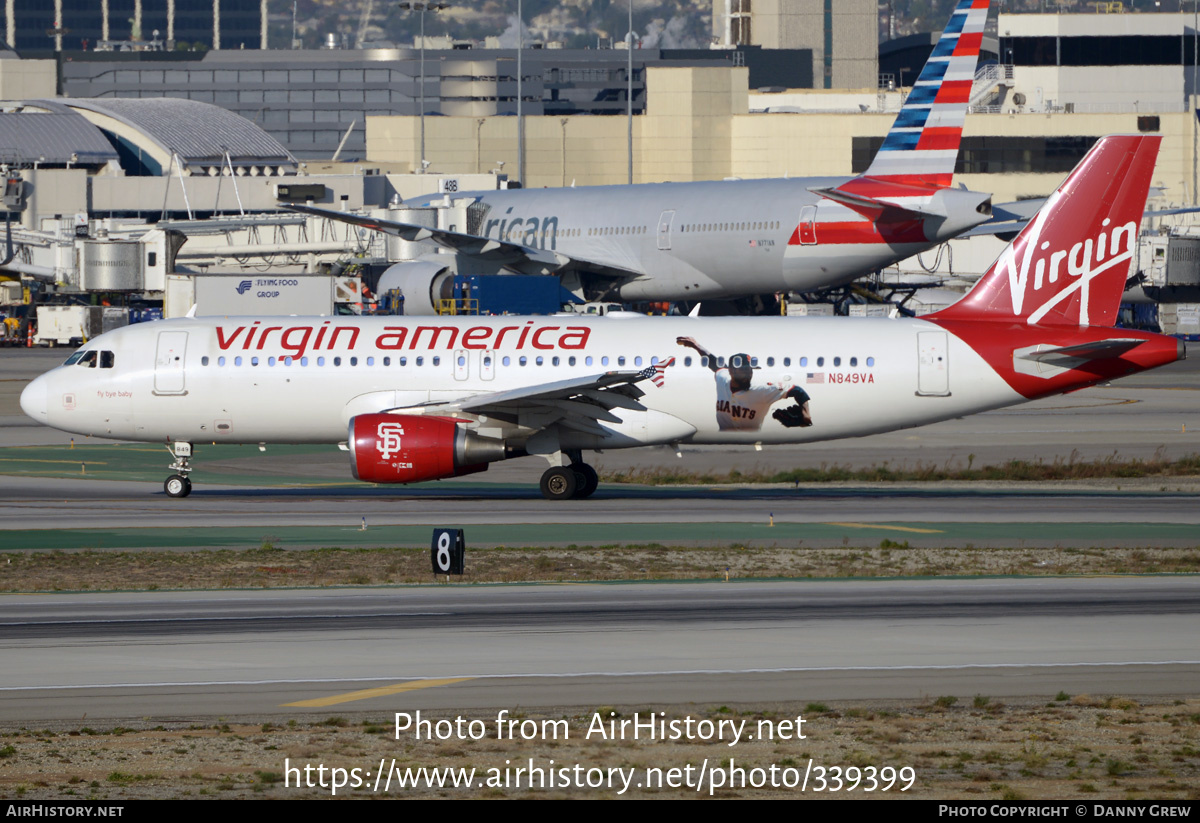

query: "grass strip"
xmin=2 ymin=543 xmax=1199 ymax=592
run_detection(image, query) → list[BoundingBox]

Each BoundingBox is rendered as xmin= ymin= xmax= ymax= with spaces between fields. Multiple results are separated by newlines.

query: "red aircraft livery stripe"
xmin=916 ymin=127 xmax=963 ymax=152
xmin=954 ymin=31 xmax=983 ymax=56
xmin=788 ymin=219 xmax=928 ymax=246
xmin=934 ymin=80 xmax=973 ymax=105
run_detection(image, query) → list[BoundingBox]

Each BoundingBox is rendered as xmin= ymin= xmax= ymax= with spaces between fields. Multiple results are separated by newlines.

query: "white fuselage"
xmin=22 ymin=315 xmax=1022 ymax=451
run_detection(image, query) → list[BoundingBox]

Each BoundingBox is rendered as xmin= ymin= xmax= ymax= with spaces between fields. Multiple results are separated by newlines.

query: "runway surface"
xmin=2 ymin=473 xmax=1200 ymax=548
xmin=1 ymin=578 xmax=1197 ymax=721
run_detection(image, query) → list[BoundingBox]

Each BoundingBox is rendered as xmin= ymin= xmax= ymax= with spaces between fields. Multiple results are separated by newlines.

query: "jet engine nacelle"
xmin=348 ymin=413 xmax=506 ymax=484
xmin=376 ymin=259 xmax=455 ymax=315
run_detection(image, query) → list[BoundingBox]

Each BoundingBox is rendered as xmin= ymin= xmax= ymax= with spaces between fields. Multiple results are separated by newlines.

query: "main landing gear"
xmin=164 ymin=441 xmax=194 ymax=498
xmin=539 ymin=456 xmax=599 ymax=501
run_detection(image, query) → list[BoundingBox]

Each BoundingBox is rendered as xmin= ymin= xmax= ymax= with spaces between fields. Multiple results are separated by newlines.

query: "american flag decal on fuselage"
xmin=639 ymin=357 xmax=675 ymax=388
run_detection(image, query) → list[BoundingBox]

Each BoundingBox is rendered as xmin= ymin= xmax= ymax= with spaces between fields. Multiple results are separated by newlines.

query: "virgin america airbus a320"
xmin=21 ymin=135 xmax=1183 ymax=499
xmin=289 ymin=0 xmax=997 ymax=312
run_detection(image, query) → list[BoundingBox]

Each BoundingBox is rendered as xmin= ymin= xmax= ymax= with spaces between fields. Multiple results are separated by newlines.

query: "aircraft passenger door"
xmin=454 ymin=349 xmax=469 ymax=381
xmin=480 ymin=350 xmax=496 ymax=381
xmin=797 ymin=205 xmax=818 ymax=245
xmin=153 ymin=331 xmax=188 ymax=395
xmin=916 ymin=331 xmax=950 ymax=397
xmin=657 ymin=210 xmax=676 ymax=250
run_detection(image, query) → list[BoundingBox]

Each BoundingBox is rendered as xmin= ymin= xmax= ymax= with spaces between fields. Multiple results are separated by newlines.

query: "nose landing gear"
xmin=164 ymin=441 xmax=194 ymax=498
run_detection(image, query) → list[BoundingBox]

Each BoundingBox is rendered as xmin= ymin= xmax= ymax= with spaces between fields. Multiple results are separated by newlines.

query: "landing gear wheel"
xmin=539 ymin=466 xmax=578 ymax=501
xmin=165 ymin=474 xmax=192 ymax=498
xmin=571 ymin=463 xmax=599 ymax=499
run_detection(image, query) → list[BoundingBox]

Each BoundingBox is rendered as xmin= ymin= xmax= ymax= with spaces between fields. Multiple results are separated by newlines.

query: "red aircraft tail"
xmin=931 ymin=135 xmax=1160 ymax=328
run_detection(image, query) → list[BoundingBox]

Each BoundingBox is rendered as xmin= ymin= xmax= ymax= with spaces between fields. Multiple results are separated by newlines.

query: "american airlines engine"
xmin=289 ymin=0 xmax=996 ymax=312
xmin=20 ymin=136 xmax=1185 ymax=500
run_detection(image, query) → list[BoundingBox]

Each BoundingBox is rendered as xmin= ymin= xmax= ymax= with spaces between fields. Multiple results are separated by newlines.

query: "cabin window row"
xmin=588 ymin=226 xmax=647 ymax=237
xmin=700 ymin=355 xmax=876 ymax=369
xmin=681 ymin=221 xmax=781 ymax=233
xmin=201 ymin=355 xmax=449 ymax=367
xmin=198 ymin=354 xmax=876 ymax=369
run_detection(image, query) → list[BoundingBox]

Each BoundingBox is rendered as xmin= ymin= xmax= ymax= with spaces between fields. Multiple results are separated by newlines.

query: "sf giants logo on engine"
xmin=999 ymin=188 xmax=1137 ymax=326
xmin=376 ymin=421 xmax=405 ymax=460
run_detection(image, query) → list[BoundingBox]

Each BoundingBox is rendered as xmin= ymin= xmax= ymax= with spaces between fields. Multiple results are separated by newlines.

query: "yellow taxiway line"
xmin=282 ymin=678 xmax=473 ymax=708
xmin=824 ymin=522 xmax=944 ymax=534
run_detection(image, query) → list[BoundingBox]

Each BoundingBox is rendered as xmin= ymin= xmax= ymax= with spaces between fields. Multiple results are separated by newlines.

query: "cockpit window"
xmin=76 ymin=351 xmax=98 ymax=368
xmin=63 ymin=351 xmax=85 ymax=366
xmin=100 ymin=351 xmax=115 ymax=369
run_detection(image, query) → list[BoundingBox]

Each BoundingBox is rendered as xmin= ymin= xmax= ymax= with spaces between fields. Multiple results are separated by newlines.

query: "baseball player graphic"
xmin=676 ymin=336 xmax=812 ymax=431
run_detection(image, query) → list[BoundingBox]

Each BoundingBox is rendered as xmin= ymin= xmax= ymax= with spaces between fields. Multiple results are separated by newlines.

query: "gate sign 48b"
xmin=431 ymin=528 xmax=465 ymax=575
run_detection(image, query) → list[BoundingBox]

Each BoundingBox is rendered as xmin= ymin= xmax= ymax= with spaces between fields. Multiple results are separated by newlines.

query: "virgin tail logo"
xmin=931 ymin=135 xmax=1160 ymax=328
xmin=997 ymin=193 xmax=1137 ymax=326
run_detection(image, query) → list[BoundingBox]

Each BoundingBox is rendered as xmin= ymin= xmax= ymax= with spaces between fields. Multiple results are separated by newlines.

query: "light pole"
xmin=627 ymin=0 xmax=633 ymax=185
xmin=517 ymin=0 xmax=524 ymax=185
xmin=399 ymin=2 xmax=448 ymax=173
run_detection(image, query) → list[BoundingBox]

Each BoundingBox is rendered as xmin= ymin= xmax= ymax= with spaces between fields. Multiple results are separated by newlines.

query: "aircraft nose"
xmin=20 ymin=375 xmax=48 ymax=422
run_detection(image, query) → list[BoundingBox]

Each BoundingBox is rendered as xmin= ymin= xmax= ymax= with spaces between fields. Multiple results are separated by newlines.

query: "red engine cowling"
xmin=349 ymin=414 xmax=506 ymax=484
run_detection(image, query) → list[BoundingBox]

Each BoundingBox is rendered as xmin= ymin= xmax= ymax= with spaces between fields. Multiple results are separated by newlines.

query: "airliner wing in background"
xmin=285 ymin=203 xmax=641 ymax=282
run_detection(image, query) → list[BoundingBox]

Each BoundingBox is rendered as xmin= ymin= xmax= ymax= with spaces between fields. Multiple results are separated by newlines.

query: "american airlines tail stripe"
xmin=943 ymin=54 xmax=983 ymax=80
xmin=864 ymin=149 xmax=960 ymax=175
xmin=951 ymin=31 xmax=983 ymax=57
xmin=857 ymin=172 xmax=954 ymax=189
xmin=930 ymin=36 xmax=958 ymax=58
xmin=892 ymin=108 xmax=930 ymax=129
xmin=916 ymin=60 xmax=950 ymax=83
xmin=902 ymin=85 xmax=940 ymax=107
xmin=916 ymin=127 xmax=963 ymax=151
xmin=933 ymin=79 xmax=974 ymax=105
xmin=923 ymin=106 xmax=967 ymax=129
xmin=881 ymin=132 xmax=921 ymax=152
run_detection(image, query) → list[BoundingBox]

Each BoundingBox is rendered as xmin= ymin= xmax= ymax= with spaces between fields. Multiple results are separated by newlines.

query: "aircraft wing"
xmin=284 ymin=203 xmax=641 ymax=281
xmin=392 ymin=369 xmax=665 ymax=437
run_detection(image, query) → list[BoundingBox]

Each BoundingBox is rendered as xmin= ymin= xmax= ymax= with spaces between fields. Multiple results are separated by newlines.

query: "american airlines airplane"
xmin=20 ymin=135 xmax=1183 ymax=500
xmin=290 ymin=0 xmax=996 ymax=313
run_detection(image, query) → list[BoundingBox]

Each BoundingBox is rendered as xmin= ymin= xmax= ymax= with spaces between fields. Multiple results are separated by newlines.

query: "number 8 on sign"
xmin=431 ymin=529 xmax=465 ymax=575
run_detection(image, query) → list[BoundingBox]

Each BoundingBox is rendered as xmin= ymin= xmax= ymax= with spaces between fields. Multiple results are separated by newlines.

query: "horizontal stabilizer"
xmin=959 ymin=198 xmax=1192 ymax=238
xmin=1018 ymin=339 xmax=1146 ymax=363
xmin=808 ymin=185 xmax=932 ymax=220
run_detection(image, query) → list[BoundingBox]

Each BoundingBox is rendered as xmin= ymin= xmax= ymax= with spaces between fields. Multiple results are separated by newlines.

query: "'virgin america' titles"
xmin=213 ymin=321 xmax=592 ymax=359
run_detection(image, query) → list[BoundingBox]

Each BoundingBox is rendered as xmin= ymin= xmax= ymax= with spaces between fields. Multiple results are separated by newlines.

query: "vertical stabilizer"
xmin=862 ymin=0 xmax=990 ymax=189
xmin=931 ymin=135 xmax=1160 ymax=328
